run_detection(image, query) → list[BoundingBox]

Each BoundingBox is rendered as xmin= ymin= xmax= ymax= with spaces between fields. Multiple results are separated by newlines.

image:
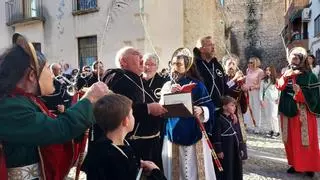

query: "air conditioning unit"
xmin=302 ymin=8 xmax=311 ymax=22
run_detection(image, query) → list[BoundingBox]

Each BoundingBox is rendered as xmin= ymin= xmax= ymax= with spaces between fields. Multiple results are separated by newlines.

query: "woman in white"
xmin=259 ymin=66 xmax=280 ymax=138
xmin=306 ymin=55 xmax=319 ymax=79
xmin=160 ymin=48 xmax=216 ymax=180
xmin=243 ymin=57 xmax=264 ymax=133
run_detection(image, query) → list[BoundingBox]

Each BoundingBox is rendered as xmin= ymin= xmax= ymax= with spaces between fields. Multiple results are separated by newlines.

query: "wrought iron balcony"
xmin=284 ymin=0 xmax=309 ymax=24
xmin=5 ymin=0 xmax=44 ymax=26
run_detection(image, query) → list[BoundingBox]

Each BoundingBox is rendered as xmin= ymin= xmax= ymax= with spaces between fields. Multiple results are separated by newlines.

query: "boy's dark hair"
xmin=94 ymin=94 xmax=132 ymax=132
xmin=221 ymin=96 xmax=236 ymax=106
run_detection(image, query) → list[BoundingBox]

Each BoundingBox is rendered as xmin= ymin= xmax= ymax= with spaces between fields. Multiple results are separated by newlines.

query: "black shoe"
xmin=306 ymin=172 xmax=315 ymax=177
xmin=287 ymin=167 xmax=297 ymax=174
xmin=272 ymin=132 xmax=280 ymax=138
xmin=266 ymin=131 xmax=274 ymax=137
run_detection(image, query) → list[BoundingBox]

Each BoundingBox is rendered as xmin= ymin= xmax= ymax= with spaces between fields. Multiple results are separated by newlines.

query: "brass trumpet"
xmin=55 ymin=75 xmax=77 ymax=96
xmin=80 ymin=72 xmax=92 ymax=79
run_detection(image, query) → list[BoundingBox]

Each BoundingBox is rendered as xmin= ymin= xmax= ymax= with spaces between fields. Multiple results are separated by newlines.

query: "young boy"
xmin=213 ymin=96 xmax=244 ymax=180
xmin=83 ymin=94 xmax=166 ymax=180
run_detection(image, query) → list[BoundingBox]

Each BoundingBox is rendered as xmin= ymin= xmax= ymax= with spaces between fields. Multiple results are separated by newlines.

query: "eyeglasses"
xmin=248 ymin=61 xmax=254 ymax=64
xmin=171 ymin=62 xmax=184 ymax=67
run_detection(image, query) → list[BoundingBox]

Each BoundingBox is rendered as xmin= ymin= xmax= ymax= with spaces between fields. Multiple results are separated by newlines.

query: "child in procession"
xmin=213 ymin=96 xmax=244 ymax=180
xmin=82 ymin=94 xmax=166 ymax=180
xmin=259 ymin=66 xmax=280 ymax=138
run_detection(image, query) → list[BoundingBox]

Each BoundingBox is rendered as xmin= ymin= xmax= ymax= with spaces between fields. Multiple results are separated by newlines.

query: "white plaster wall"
xmin=144 ymin=0 xmax=184 ymax=69
xmin=308 ymin=0 xmax=320 ymax=54
xmin=42 ymin=0 xmax=144 ymax=69
xmin=0 ymin=0 xmax=13 ymax=53
xmin=14 ymin=22 xmax=45 ymax=48
xmin=0 ymin=0 xmax=144 ymax=69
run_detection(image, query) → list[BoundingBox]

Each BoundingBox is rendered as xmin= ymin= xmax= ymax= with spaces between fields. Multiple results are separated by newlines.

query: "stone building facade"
xmin=0 ymin=0 xmax=144 ymax=69
xmin=0 ymin=0 xmax=228 ymax=70
xmin=144 ymin=0 xmax=228 ymax=67
xmin=224 ymin=0 xmax=287 ymax=71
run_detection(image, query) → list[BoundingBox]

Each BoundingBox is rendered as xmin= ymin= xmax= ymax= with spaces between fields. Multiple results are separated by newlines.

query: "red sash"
xmin=1 ymin=88 xmax=83 ymax=180
xmin=0 ymin=143 xmax=7 ymax=179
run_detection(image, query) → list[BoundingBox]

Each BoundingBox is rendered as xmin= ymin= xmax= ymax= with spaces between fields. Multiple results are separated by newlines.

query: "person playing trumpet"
xmin=41 ymin=63 xmax=73 ymax=114
xmin=76 ymin=61 xmax=104 ymax=91
xmin=277 ymin=47 xmax=320 ymax=177
xmin=0 ymin=34 xmax=109 ymax=180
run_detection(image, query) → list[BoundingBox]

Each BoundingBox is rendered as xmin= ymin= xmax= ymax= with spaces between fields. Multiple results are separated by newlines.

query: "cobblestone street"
xmin=244 ymin=132 xmax=320 ymax=180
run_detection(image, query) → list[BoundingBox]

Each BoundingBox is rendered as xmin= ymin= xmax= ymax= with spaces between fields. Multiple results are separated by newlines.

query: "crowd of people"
xmin=0 ymin=33 xmax=320 ymax=180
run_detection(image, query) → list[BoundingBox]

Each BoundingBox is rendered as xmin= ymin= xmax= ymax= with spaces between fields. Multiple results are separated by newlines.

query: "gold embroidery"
xmin=237 ymin=104 xmax=247 ymax=142
xmin=171 ymin=143 xmax=180 ymax=180
xmin=7 ymin=163 xmax=41 ymax=180
xmin=195 ymin=140 xmax=205 ymax=180
xmin=299 ymin=104 xmax=310 ymax=146
xmin=282 ymin=115 xmax=288 ymax=144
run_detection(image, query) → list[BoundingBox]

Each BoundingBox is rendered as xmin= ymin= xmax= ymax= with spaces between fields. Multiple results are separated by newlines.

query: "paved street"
xmin=244 ymin=132 xmax=320 ymax=180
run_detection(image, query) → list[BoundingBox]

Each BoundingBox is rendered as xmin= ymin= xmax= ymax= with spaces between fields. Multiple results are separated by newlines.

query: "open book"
xmin=162 ymin=83 xmax=197 ymax=118
xmin=180 ymin=83 xmax=196 ymax=93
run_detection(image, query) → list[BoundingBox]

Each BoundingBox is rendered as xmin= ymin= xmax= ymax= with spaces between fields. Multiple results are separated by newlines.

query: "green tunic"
xmin=0 ymin=95 xmax=95 ymax=168
xmin=279 ymin=71 xmax=320 ymax=117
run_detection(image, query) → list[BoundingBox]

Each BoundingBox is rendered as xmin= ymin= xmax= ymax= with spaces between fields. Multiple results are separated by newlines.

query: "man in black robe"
xmin=102 ymin=47 xmax=167 ymax=168
xmin=41 ymin=63 xmax=72 ymax=114
xmin=193 ymin=36 xmax=230 ymax=144
xmin=76 ymin=61 xmax=104 ymax=90
xmin=193 ymin=36 xmax=229 ymax=109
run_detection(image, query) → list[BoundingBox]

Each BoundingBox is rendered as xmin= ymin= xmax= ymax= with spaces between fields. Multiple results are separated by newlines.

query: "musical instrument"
xmin=80 ymin=72 xmax=92 ymax=79
xmin=284 ymin=47 xmax=307 ymax=85
xmin=55 ymin=75 xmax=77 ymax=96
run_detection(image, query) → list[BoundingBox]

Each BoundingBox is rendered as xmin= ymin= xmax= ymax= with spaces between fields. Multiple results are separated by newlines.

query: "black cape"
xmin=83 ymin=137 xmax=166 ymax=180
xmin=213 ymin=114 xmax=243 ymax=180
xmin=41 ymin=78 xmax=72 ymax=114
xmin=146 ymin=73 xmax=169 ymax=102
xmin=102 ymin=69 xmax=163 ymax=167
xmin=76 ymin=73 xmax=99 ymax=90
xmin=193 ymin=48 xmax=228 ymax=108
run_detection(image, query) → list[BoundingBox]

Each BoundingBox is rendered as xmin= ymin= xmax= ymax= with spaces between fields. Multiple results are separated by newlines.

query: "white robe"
xmin=162 ymin=136 xmax=216 ymax=180
xmin=259 ymin=80 xmax=280 ymax=133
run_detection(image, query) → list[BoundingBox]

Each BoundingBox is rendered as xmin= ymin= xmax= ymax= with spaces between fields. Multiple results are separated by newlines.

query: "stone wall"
xmin=225 ymin=0 xmax=287 ymax=71
xmin=183 ymin=0 xmax=228 ymax=60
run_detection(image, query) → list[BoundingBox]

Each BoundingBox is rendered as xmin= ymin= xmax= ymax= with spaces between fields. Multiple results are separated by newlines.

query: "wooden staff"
xmin=195 ymin=117 xmax=223 ymax=172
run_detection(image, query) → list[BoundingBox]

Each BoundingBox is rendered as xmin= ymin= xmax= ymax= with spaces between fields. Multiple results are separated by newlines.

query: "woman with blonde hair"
xmin=243 ymin=57 xmax=264 ymax=133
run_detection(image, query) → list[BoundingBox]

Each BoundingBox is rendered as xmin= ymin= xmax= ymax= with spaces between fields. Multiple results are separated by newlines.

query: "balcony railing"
xmin=5 ymin=0 xmax=44 ymax=26
xmin=284 ymin=0 xmax=309 ymax=24
xmin=72 ymin=0 xmax=98 ymax=15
